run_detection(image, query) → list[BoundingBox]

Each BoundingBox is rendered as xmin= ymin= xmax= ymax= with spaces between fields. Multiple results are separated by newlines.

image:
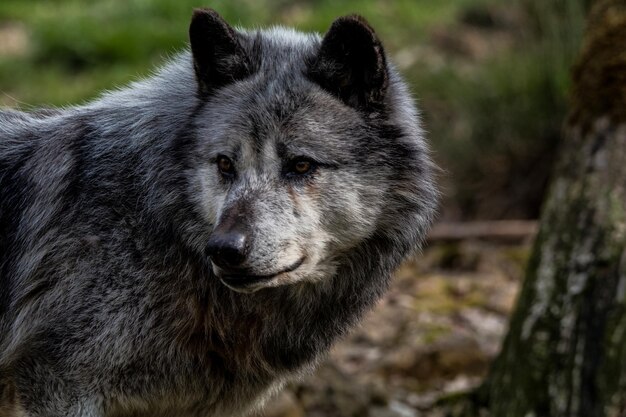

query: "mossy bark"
xmin=477 ymin=1 xmax=626 ymax=416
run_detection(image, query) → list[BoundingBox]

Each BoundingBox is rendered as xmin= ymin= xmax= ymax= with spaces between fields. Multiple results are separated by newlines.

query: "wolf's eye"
xmin=217 ymin=155 xmax=235 ymax=177
xmin=285 ymin=158 xmax=316 ymax=177
xmin=294 ymin=160 xmax=311 ymax=174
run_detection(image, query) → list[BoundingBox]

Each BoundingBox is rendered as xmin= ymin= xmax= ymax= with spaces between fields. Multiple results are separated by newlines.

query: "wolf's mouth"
xmin=220 ymin=257 xmax=305 ymax=291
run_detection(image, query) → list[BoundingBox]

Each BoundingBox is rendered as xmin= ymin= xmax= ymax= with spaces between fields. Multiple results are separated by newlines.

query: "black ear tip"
xmin=190 ymin=8 xmax=231 ymax=34
xmin=329 ymin=14 xmax=377 ymax=36
xmin=189 ymin=8 xmax=233 ymax=44
xmin=191 ymin=8 xmax=222 ymax=22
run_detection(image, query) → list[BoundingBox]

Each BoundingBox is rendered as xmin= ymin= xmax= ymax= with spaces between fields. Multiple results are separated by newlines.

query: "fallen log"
xmin=428 ymin=220 xmax=538 ymax=242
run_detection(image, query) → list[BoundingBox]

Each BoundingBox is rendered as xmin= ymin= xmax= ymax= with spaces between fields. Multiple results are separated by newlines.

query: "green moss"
xmin=422 ymin=323 xmax=452 ymax=344
xmin=502 ymin=246 xmax=532 ymax=275
xmin=569 ymin=0 xmax=626 ymax=130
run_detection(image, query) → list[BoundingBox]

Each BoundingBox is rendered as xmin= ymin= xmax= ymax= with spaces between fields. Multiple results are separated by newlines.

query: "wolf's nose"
xmin=206 ymin=231 xmax=248 ymax=268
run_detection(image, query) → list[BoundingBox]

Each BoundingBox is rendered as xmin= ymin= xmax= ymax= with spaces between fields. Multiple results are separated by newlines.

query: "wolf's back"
xmin=0 ymin=54 xmax=199 ymax=338
xmin=0 ymin=110 xmax=38 ymax=327
xmin=0 ymin=109 xmax=83 ymax=342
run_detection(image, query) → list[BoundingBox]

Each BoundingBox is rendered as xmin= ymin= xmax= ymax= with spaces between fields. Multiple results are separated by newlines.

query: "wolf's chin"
xmin=219 ymin=272 xmax=295 ymax=293
xmin=215 ymin=257 xmax=307 ymax=292
xmin=220 ymin=280 xmax=267 ymax=293
xmin=222 ymin=262 xmax=341 ymax=294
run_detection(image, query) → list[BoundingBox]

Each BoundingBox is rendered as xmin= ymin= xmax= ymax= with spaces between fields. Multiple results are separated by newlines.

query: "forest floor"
xmin=259 ymin=239 xmax=532 ymax=417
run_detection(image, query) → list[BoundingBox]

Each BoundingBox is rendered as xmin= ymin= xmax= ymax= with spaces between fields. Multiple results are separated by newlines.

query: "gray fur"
xmin=0 ymin=11 xmax=438 ymax=417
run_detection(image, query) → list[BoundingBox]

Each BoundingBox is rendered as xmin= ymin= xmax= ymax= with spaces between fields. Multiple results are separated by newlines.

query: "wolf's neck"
xmin=173 ymin=237 xmax=393 ymax=381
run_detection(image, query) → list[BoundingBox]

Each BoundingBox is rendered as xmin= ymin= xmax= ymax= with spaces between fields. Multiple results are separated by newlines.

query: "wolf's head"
xmin=184 ymin=9 xmax=437 ymax=293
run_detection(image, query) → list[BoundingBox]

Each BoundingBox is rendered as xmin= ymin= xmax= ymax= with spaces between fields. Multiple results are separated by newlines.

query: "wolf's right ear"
xmin=308 ymin=15 xmax=389 ymax=110
xmin=189 ymin=8 xmax=250 ymax=96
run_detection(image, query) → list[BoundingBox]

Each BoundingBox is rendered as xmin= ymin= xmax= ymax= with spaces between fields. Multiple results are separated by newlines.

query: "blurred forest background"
xmin=0 ymin=0 xmax=588 ymax=221
xmin=0 ymin=0 xmax=594 ymax=416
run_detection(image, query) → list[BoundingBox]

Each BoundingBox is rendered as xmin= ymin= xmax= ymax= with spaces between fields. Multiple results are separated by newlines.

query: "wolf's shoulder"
xmin=0 ymin=107 xmax=64 ymax=128
xmin=0 ymin=107 xmax=67 ymax=143
xmin=0 ymin=109 xmax=41 ymax=165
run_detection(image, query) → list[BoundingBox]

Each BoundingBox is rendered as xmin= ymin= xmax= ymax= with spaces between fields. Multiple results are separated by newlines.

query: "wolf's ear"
xmin=189 ymin=8 xmax=250 ymax=96
xmin=308 ymin=15 xmax=388 ymax=110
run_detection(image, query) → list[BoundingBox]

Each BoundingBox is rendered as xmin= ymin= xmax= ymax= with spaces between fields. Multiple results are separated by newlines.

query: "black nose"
xmin=206 ymin=230 xmax=248 ymax=269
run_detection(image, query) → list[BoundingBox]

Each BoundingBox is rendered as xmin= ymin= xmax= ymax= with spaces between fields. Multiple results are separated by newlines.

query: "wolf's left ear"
xmin=189 ymin=8 xmax=250 ymax=96
xmin=308 ymin=15 xmax=388 ymax=110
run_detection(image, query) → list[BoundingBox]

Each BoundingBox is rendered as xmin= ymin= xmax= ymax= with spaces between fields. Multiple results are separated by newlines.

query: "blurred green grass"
xmin=0 ymin=0 xmax=489 ymax=106
xmin=0 ymin=0 xmax=587 ymax=219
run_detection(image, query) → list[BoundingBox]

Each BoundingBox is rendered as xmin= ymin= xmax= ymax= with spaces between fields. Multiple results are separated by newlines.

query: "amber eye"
xmin=293 ymin=160 xmax=311 ymax=175
xmin=217 ymin=155 xmax=234 ymax=176
xmin=285 ymin=158 xmax=317 ymax=179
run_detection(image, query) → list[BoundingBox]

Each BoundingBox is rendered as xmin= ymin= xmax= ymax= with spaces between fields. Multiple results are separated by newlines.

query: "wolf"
xmin=0 ymin=8 xmax=437 ymax=417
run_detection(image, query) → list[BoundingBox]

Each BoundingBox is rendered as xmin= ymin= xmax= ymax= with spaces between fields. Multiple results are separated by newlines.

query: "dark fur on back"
xmin=0 ymin=10 xmax=437 ymax=417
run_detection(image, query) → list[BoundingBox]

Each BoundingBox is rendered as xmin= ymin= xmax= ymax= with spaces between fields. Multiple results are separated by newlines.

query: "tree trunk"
xmin=479 ymin=1 xmax=626 ymax=416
